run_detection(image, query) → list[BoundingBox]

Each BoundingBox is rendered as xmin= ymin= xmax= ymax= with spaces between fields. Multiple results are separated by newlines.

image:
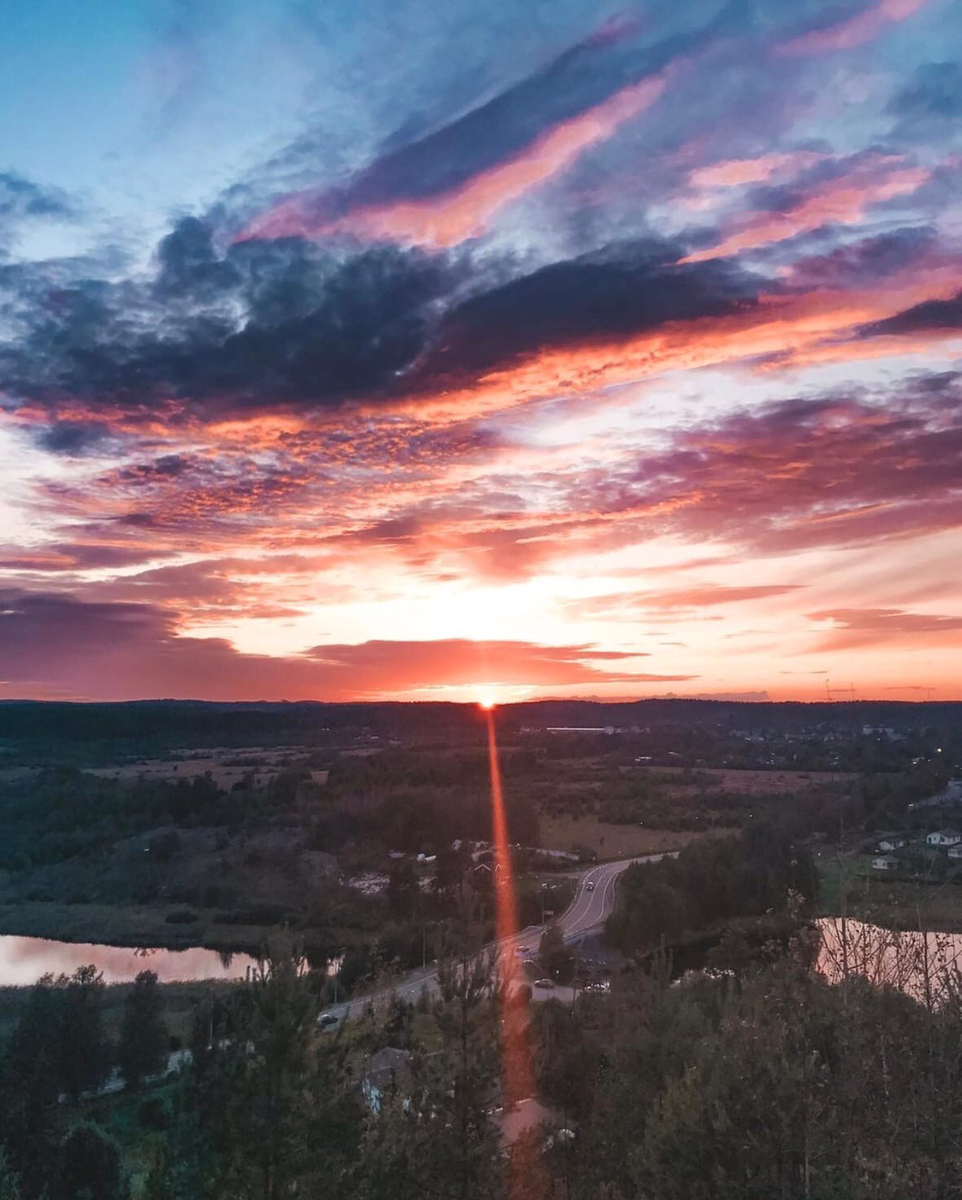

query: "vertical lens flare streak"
xmin=484 ymin=705 xmax=545 ymax=1197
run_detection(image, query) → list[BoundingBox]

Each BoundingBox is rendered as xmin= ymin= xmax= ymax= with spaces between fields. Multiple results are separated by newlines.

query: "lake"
xmin=0 ymin=935 xmax=259 ymax=986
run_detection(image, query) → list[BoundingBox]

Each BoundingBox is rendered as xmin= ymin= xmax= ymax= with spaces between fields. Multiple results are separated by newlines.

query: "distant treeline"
xmin=607 ymin=822 xmax=817 ymax=956
xmin=2 ymin=697 xmax=960 ymax=762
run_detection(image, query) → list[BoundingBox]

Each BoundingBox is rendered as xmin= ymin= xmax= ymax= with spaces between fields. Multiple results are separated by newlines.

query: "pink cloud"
xmin=240 ymin=75 xmax=667 ymax=248
xmin=779 ymin=0 xmax=929 ymax=56
xmin=683 ymin=160 xmax=930 ymax=263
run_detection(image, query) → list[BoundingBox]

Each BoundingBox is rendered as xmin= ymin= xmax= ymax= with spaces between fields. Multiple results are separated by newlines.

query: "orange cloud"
xmin=808 ymin=607 xmax=962 ymax=651
xmin=682 ymin=163 xmax=930 ymax=263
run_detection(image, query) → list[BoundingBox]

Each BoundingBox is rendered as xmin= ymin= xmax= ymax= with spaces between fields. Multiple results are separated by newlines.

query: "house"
xmin=872 ymin=855 xmax=900 ymax=871
xmin=948 ymin=845 xmax=962 ymax=861
xmin=926 ymin=829 xmax=962 ymax=847
xmin=360 ymin=1047 xmax=413 ymax=1114
xmin=878 ymin=836 xmax=908 ymax=852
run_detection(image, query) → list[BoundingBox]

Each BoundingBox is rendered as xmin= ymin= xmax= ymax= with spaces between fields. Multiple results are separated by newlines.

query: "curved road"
xmin=319 ymin=852 xmax=672 ymax=1025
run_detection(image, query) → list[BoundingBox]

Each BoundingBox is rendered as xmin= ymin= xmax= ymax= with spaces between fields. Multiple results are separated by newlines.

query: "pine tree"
xmin=0 ymin=975 xmax=62 ymax=1196
xmin=55 ymin=966 xmax=109 ymax=1103
xmin=119 ymin=970 xmax=168 ymax=1090
xmin=54 ymin=1123 xmax=123 ymax=1200
xmin=180 ymin=940 xmax=361 ymax=1199
xmin=0 ymin=1149 xmax=23 ymax=1200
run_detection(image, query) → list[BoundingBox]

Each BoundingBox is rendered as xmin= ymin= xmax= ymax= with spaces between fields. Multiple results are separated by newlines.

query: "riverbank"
xmin=826 ymin=884 xmax=962 ymax=934
xmin=0 ymin=899 xmax=280 ymax=956
xmin=817 ymin=853 xmax=962 ymax=934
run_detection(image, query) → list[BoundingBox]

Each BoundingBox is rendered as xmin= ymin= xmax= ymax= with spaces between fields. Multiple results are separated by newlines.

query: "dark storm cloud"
xmin=0 ymin=221 xmax=456 ymax=423
xmin=424 ymin=240 xmax=761 ymax=374
xmin=860 ymin=290 xmax=962 ymax=336
xmin=0 ymin=173 xmax=79 ymax=254
xmin=0 ymin=173 xmax=76 ymax=225
xmin=1 ymin=217 xmax=761 ymax=430
xmin=889 ymin=62 xmax=962 ymax=121
xmin=785 ymin=225 xmax=937 ymax=287
xmin=35 ymin=420 xmax=113 ymax=455
xmin=118 ymin=455 xmax=190 ymax=482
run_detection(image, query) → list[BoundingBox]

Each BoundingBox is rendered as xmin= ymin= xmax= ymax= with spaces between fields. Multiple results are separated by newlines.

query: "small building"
xmin=878 ymin=836 xmax=908 ymax=852
xmin=872 ymin=855 xmax=900 ymax=871
xmin=926 ymin=829 xmax=962 ymax=847
xmin=948 ymin=845 xmax=962 ymax=861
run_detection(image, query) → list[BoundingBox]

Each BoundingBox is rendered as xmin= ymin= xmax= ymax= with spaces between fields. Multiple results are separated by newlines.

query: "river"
xmin=0 ymin=935 xmax=258 ymax=986
xmin=4 ymin=918 xmax=961 ymax=995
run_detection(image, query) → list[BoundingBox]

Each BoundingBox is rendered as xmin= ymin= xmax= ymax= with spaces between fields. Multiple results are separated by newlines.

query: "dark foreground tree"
xmin=54 ymin=1124 xmax=123 ymax=1200
xmin=119 ymin=969 xmax=168 ymax=1089
xmin=166 ymin=941 xmax=362 ymax=1199
xmin=56 ymin=967 xmax=109 ymax=1103
xmin=351 ymin=931 xmax=502 ymax=1200
xmin=0 ymin=1150 xmax=23 ymax=1200
xmin=0 ymin=977 xmax=61 ymax=1195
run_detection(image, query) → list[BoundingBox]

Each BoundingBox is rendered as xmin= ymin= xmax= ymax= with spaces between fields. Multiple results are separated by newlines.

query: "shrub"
xmin=137 ymin=1096 xmax=169 ymax=1131
xmin=164 ymin=908 xmax=198 ymax=924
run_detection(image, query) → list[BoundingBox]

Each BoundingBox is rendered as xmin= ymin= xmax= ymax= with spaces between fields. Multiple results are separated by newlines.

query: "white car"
xmin=534 ymin=978 xmax=555 ymax=990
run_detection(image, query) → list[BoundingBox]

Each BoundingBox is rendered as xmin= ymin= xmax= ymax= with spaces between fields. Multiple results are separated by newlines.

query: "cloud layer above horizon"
xmin=1 ymin=0 xmax=960 ymax=702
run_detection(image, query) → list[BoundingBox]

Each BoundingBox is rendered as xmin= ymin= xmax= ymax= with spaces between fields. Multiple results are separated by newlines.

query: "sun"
xmin=477 ymin=689 xmax=497 ymax=711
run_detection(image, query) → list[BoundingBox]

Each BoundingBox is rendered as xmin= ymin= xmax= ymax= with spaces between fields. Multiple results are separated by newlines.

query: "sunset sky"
xmin=1 ymin=0 xmax=961 ymax=703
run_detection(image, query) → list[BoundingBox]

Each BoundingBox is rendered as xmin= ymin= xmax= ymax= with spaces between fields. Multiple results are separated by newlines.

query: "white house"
xmin=948 ymin=845 xmax=962 ymax=861
xmin=872 ymin=855 xmax=900 ymax=871
xmin=878 ymin=836 xmax=908 ymax=852
xmin=926 ymin=829 xmax=962 ymax=847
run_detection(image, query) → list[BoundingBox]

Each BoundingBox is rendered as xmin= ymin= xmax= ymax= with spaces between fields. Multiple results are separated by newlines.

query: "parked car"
xmin=534 ymin=978 xmax=555 ymax=990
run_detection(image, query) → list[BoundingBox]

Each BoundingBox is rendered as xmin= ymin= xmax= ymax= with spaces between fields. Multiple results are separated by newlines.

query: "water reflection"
xmin=817 ymin=917 xmax=962 ymax=1006
xmin=0 ymin=935 xmax=257 ymax=986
